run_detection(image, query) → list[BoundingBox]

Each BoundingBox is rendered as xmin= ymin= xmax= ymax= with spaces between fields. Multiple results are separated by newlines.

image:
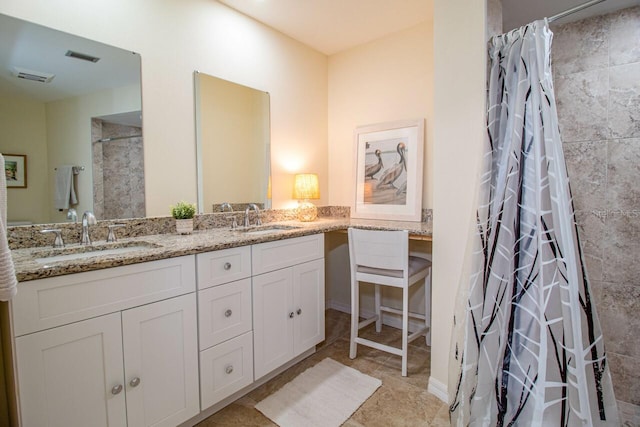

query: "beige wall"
xmin=325 ymin=19 xmax=434 ymax=331
xmin=430 ymin=0 xmax=486 ymax=397
xmin=0 ymin=95 xmax=49 ymax=224
xmin=45 ymin=84 xmax=141 ymax=222
xmin=0 ymin=0 xmax=328 ymax=215
xmin=328 ymin=20 xmax=434 ymax=209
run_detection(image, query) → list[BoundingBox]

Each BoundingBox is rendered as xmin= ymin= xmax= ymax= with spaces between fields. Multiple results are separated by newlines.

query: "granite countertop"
xmin=11 ymin=218 xmax=432 ymax=282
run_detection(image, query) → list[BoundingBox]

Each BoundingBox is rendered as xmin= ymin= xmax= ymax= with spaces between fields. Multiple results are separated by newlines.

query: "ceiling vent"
xmin=11 ymin=67 xmax=55 ymax=83
xmin=65 ymin=50 xmax=100 ymax=63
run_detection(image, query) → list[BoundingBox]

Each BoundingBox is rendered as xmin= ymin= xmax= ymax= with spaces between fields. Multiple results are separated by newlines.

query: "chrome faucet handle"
xmin=107 ymin=224 xmax=126 ymax=242
xmin=41 ymin=229 xmax=64 ymax=248
xmin=220 ymin=202 xmax=233 ymax=212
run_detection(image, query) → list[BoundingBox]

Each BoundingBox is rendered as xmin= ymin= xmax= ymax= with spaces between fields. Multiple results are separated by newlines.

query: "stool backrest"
xmin=348 ymin=228 xmax=409 ymax=286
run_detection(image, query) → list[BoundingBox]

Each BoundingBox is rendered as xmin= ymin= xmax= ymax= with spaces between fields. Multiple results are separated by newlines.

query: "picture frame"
xmin=4 ymin=154 xmax=27 ymax=188
xmin=352 ymin=119 xmax=424 ymax=221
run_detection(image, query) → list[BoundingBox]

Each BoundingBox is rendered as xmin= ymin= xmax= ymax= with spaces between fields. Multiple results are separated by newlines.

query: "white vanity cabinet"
xmin=11 ymin=256 xmax=200 ymax=427
xmin=252 ymin=234 xmax=325 ymax=380
xmin=196 ymin=246 xmax=255 ymax=410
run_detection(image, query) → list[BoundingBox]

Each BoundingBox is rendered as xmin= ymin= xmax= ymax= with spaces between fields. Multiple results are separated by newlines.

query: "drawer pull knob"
xmin=289 ymin=312 xmax=294 ymax=319
xmin=223 ymin=262 xmax=232 ymax=270
xmin=225 ymin=309 xmax=233 ymax=317
xmin=297 ymin=308 xmax=302 ymax=315
xmin=129 ymin=377 xmax=141 ymax=388
xmin=111 ymin=384 xmax=123 ymax=395
xmin=225 ymin=365 xmax=234 ymax=374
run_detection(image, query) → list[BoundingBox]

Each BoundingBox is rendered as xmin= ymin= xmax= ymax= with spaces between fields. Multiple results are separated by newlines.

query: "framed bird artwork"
xmin=352 ymin=119 xmax=424 ymax=221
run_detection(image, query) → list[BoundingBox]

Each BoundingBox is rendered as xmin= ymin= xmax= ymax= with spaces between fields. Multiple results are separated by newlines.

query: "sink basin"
xmin=33 ymin=241 xmax=160 ymax=264
xmin=237 ymin=224 xmax=301 ymax=236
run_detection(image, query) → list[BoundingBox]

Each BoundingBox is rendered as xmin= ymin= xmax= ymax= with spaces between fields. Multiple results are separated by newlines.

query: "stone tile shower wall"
xmin=91 ymin=119 xmax=145 ymax=220
xmin=552 ymin=6 xmax=640 ymax=417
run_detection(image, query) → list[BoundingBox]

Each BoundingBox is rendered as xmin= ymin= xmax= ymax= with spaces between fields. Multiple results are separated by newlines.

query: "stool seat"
xmin=348 ymin=228 xmax=432 ymax=377
xmin=357 ymin=256 xmax=431 ymax=279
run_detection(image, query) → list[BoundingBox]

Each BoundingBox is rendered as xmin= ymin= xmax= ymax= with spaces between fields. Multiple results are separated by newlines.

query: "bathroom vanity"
xmin=3 ymin=217 xmax=431 ymax=427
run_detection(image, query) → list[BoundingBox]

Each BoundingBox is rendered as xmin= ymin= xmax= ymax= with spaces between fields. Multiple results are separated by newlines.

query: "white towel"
xmin=54 ymin=166 xmax=77 ymax=210
xmin=0 ymin=154 xmax=18 ymax=300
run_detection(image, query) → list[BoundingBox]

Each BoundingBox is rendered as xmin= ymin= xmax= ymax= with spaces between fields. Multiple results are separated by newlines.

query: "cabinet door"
xmin=15 ymin=313 xmax=126 ymax=427
xmin=122 ymin=293 xmax=199 ymax=427
xmin=252 ymin=268 xmax=294 ymax=380
xmin=293 ymin=259 xmax=325 ymax=355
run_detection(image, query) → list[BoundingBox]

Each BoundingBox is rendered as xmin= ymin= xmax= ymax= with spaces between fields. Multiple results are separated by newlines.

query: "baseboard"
xmin=327 ymin=300 xmax=428 ymax=333
xmin=427 ymin=376 xmax=448 ymax=403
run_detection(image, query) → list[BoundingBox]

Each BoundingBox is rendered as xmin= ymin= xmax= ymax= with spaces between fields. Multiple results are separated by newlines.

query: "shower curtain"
xmin=448 ymin=20 xmax=619 ymax=426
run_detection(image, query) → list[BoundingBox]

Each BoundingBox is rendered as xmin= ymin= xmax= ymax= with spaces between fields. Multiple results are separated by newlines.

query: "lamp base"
xmin=297 ymin=200 xmax=317 ymax=222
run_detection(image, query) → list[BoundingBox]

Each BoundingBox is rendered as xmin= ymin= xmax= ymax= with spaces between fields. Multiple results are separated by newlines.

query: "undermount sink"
xmin=237 ymin=224 xmax=301 ymax=236
xmin=33 ymin=241 xmax=160 ymax=264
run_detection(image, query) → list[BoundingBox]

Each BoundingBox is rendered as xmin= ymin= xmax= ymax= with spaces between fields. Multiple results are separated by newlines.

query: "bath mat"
xmin=255 ymin=357 xmax=381 ymax=427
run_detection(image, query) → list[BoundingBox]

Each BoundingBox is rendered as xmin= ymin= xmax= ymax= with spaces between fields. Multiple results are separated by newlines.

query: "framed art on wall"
xmin=352 ymin=119 xmax=424 ymax=222
xmin=4 ymin=154 xmax=27 ymax=188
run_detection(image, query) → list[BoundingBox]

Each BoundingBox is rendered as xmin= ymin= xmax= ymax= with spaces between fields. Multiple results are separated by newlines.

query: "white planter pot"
xmin=175 ymin=218 xmax=194 ymax=235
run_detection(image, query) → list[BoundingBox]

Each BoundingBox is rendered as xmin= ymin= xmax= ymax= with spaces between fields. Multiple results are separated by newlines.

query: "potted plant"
xmin=171 ymin=201 xmax=196 ymax=234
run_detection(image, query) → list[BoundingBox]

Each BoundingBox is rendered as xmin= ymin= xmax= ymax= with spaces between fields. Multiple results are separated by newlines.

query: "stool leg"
xmin=401 ymin=287 xmax=409 ymax=377
xmin=350 ymin=280 xmax=359 ymax=359
xmin=425 ymin=268 xmax=432 ymax=346
xmin=375 ymin=284 xmax=382 ymax=333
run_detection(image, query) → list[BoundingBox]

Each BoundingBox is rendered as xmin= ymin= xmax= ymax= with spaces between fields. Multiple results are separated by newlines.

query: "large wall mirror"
xmin=0 ymin=13 xmax=143 ymax=225
xmin=194 ymin=72 xmax=271 ymax=213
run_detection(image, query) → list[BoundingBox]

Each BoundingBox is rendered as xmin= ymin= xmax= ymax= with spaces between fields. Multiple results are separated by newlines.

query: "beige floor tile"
xmin=350 ymin=375 xmax=441 ymax=427
xmin=200 ymin=309 xmax=441 ymax=426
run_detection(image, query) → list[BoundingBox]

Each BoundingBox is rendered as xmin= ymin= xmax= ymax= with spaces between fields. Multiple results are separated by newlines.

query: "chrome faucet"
xmin=244 ymin=203 xmax=262 ymax=227
xmin=221 ymin=202 xmax=238 ymax=229
xmin=81 ymin=211 xmax=97 ymax=245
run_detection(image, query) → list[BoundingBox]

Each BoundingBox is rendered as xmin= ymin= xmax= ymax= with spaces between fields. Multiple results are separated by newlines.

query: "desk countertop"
xmin=12 ymin=217 xmax=432 ymax=282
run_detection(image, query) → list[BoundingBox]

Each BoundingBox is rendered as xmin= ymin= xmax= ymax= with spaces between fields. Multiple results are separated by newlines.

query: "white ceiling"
xmin=218 ymin=0 xmax=640 ymax=55
xmin=217 ymin=0 xmax=432 ymax=55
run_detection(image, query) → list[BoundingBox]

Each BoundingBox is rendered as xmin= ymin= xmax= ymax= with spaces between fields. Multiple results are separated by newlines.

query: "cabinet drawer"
xmin=200 ymin=331 xmax=254 ymax=410
xmin=196 ymin=246 xmax=251 ymax=290
xmin=252 ymin=234 xmax=324 ymax=275
xmin=198 ymin=278 xmax=252 ymax=350
xmin=12 ymin=256 xmax=196 ymax=336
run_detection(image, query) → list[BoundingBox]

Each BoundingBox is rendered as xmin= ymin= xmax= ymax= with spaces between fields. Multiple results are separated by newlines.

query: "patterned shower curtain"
xmin=448 ymin=20 xmax=619 ymax=426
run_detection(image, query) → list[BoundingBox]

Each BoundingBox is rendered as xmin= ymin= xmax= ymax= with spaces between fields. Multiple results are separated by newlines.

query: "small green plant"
xmin=170 ymin=201 xmax=196 ymax=219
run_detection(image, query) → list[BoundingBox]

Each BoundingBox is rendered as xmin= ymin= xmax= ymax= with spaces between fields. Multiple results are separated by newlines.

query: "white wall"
xmin=328 ymin=20 xmax=434 ymax=209
xmin=430 ymin=0 xmax=487 ymax=398
xmin=0 ymin=0 xmax=328 ymax=215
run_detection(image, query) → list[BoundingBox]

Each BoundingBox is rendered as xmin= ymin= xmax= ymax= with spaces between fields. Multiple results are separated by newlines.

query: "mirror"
xmin=0 ymin=13 xmax=143 ymax=225
xmin=194 ymin=72 xmax=271 ymax=214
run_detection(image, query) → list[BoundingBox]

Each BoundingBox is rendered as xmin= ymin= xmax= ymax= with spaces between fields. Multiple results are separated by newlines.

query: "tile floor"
xmin=196 ymin=309 xmax=449 ymax=426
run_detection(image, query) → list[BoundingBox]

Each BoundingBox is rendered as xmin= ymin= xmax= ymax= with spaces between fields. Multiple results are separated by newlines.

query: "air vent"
xmin=65 ymin=50 xmax=100 ymax=63
xmin=11 ymin=67 xmax=55 ymax=83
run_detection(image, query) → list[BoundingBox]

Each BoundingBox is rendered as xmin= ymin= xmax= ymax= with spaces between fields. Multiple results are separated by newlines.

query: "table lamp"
xmin=293 ymin=173 xmax=320 ymax=222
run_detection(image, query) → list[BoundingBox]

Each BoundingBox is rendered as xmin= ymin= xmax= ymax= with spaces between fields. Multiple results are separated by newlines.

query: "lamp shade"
xmin=292 ymin=173 xmax=320 ymax=200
